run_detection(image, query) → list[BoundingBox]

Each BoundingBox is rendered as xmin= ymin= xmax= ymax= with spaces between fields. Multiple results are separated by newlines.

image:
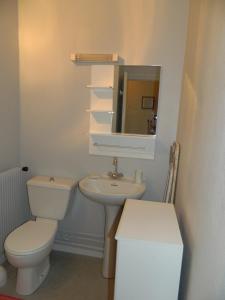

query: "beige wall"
xmin=18 ymin=0 xmax=188 ymax=251
xmin=0 ymin=0 xmax=20 ymax=172
xmin=175 ymin=0 xmax=225 ymax=299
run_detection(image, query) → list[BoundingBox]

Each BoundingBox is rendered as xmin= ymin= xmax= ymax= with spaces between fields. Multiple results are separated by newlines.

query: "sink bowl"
xmin=79 ymin=175 xmax=146 ymax=206
xmin=79 ymin=174 xmax=146 ymax=279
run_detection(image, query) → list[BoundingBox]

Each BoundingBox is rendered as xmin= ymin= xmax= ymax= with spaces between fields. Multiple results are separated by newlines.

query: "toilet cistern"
xmin=108 ymin=157 xmax=123 ymax=179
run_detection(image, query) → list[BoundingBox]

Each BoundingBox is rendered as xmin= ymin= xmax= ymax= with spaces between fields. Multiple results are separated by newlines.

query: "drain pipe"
xmin=0 ymin=265 xmax=7 ymax=287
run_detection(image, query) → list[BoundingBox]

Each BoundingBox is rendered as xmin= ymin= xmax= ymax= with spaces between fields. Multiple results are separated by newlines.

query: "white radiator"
xmin=0 ymin=167 xmax=31 ymax=262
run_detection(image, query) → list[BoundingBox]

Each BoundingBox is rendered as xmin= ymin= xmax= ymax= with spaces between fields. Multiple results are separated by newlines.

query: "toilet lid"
xmin=5 ymin=220 xmax=57 ymax=256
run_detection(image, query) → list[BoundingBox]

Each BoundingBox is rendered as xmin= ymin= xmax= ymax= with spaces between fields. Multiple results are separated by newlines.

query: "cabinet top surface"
xmin=116 ymin=199 xmax=183 ymax=246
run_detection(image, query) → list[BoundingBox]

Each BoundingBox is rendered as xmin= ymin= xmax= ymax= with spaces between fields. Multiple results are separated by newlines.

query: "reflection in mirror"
xmin=112 ymin=65 xmax=161 ymax=135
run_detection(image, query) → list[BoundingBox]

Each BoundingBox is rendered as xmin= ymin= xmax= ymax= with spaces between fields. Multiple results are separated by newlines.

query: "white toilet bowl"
xmin=5 ymin=218 xmax=57 ymax=295
xmin=4 ymin=175 xmax=76 ymax=295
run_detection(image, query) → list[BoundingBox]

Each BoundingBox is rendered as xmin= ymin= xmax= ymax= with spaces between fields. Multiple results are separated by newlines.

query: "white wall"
xmin=175 ymin=0 xmax=225 ymax=299
xmin=18 ymin=0 xmax=188 ymax=254
xmin=0 ymin=0 xmax=20 ymax=172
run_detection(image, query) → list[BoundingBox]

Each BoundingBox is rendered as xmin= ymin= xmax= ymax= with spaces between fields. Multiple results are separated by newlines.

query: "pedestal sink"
xmin=79 ymin=174 xmax=146 ymax=278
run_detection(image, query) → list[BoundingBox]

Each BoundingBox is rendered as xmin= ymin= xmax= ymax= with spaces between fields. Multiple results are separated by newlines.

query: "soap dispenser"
xmin=135 ymin=169 xmax=143 ymax=184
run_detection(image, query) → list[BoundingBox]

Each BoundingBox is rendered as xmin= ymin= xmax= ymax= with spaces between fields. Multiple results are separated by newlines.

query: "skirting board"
xmin=54 ymin=231 xmax=104 ymax=258
xmin=53 ymin=242 xmax=103 ymax=258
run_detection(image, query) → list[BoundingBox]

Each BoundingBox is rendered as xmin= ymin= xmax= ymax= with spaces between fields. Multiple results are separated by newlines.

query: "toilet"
xmin=4 ymin=176 xmax=76 ymax=295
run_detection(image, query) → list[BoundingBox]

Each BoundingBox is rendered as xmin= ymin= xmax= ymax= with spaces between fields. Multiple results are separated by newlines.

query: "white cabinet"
xmin=86 ymin=66 xmax=156 ymax=159
xmin=114 ymin=200 xmax=183 ymax=300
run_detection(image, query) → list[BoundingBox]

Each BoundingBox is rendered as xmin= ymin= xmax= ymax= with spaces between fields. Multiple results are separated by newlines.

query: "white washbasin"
xmin=79 ymin=174 xmax=146 ymax=279
xmin=79 ymin=175 xmax=146 ymax=206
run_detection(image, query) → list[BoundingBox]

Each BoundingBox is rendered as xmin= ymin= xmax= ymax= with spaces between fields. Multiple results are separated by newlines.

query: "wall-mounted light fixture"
xmin=70 ymin=53 xmax=118 ymax=63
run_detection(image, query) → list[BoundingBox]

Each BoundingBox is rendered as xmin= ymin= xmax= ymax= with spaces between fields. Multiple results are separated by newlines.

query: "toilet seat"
xmin=5 ymin=220 xmax=57 ymax=256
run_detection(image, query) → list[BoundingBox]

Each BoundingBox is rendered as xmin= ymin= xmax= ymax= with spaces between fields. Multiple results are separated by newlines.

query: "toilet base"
xmin=16 ymin=256 xmax=50 ymax=295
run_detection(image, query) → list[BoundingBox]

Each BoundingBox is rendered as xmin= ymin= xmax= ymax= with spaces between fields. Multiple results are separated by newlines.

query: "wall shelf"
xmin=86 ymin=65 xmax=114 ymax=137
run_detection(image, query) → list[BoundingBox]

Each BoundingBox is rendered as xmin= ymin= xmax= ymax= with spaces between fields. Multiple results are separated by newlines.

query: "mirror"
xmin=112 ymin=65 xmax=161 ymax=135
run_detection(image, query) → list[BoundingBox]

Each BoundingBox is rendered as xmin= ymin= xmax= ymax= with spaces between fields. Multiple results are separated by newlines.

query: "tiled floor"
xmin=0 ymin=251 xmax=114 ymax=300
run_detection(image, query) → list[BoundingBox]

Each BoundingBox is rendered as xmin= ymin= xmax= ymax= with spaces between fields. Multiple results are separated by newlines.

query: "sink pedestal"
xmin=79 ymin=175 xmax=146 ymax=279
xmin=102 ymin=205 xmax=122 ymax=278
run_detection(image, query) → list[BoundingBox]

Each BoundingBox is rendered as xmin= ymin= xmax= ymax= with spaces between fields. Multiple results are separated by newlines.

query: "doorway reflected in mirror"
xmin=112 ymin=65 xmax=161 ymax=135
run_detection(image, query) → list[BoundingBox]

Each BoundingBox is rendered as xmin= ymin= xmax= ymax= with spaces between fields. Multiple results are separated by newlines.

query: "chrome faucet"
xmin=108 ymin=157 xmax=123 ymax=179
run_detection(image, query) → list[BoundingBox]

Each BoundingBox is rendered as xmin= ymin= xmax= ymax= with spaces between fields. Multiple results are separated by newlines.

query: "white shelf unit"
xmin=87 ymin=65 xmax=156 ymax=159
xmin=87 ymin=65 xmax=115 ymax=136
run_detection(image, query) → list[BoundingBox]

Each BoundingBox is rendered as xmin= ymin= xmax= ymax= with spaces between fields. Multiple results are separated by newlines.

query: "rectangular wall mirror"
xmin=112 ymin=65 xmax=161 ymax=135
